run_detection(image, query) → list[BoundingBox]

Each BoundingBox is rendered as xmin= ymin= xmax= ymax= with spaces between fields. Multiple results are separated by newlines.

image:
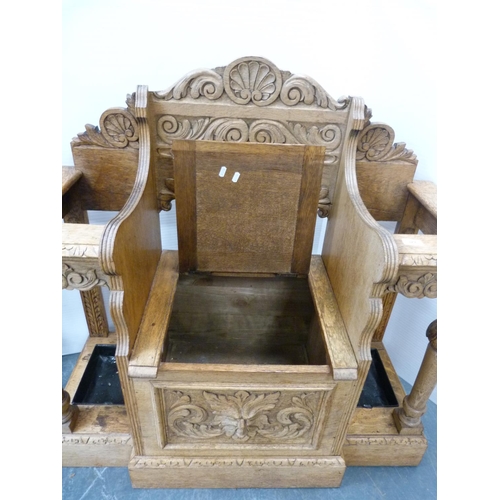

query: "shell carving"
xmin=356 ymin=123 xmax=417 ymax=164
xmin=224 ymin=58 xmax=282 ymax=106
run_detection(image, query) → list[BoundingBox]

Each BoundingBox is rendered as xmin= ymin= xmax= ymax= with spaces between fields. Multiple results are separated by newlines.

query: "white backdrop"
xmin=62 ymin=0 xmax=437 ymax=402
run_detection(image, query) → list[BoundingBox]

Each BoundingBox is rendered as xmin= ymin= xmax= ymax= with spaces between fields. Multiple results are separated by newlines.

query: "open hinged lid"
xmin=173 ymin=140 xmax=325 ymax=274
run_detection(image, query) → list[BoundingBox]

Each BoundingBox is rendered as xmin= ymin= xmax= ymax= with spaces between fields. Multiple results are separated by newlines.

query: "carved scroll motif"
xmin=387 ymin=273 xmax=437 ymax=299
xmin=72 ymin=108 xmax=139 ymax=149
xmin=154 ymin=69 xmax=224 ymax=101
xmin=167 ymin=390 xmax=317 ymax=443
xmin=280 ymin=74 xmax=348 ymax=110
xmin=157 ymin=116 xmax=341 ymax=163
xmin=62 ymin=264 xmax=106 ymax=291
xmin=157 ymin=115 xmax=341 ymax=213
xmin=153 ymin=56 xmax=349 ymax=110
xmin=356 ymin=123 xmax=417 ymax=164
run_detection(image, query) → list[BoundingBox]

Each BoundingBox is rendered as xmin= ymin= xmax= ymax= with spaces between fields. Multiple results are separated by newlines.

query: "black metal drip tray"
xmin=73 ymin=345 xmax=124 ymax=405
xmin=357 ymin=349 xmax=398 ymax=408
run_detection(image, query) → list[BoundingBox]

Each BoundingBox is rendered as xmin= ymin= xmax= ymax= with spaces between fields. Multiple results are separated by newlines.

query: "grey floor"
xmin=62 ymin=353 xmax=437 ymax=500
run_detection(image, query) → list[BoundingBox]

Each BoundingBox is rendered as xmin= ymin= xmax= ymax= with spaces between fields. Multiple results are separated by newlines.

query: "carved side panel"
xmin=161 ymin=389 xmax=327 ymax=447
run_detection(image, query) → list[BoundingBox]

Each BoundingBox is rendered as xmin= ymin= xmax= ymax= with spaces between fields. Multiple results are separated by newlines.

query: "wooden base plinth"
xmin=63 ymin=337 xmax=429 ymax=472
xmin=63 ymin=334 xmax=133 ymax=467
xmin=129 ymin=455 xmax=346 ymax=488
xmin=343 ymin=343 xmax=428 ymax=466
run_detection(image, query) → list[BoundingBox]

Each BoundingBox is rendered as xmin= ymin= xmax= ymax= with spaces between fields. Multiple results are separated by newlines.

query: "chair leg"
xmin=393 ymin=320 xmax=437 ymax=435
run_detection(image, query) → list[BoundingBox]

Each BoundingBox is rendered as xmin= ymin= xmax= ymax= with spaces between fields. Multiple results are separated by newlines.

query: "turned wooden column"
xmin=62 ymin=388 xmax=79 ymax=433
xmin=393 ymin=320 xmax=437 ymax=434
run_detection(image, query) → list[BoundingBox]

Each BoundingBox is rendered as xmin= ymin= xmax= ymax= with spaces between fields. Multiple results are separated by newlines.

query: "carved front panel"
xmin=161 ymin=389 xmax=328 ymax=447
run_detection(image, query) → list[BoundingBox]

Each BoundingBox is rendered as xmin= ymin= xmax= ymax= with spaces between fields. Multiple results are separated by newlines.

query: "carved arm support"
xmin=321 ymin=97 xmax=400 ymax=454
xmin=99 ymin=86 xmax=162 ymax=360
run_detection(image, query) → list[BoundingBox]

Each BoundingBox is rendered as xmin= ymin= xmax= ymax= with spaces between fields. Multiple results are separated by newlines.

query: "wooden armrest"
xmin=391 ymin=234 xmax=437 ymax=298
xmin=393 ymin=234 xmax=437 ymax=270
xmin=407 ymin=181 xmax=437 ymax=220
xmin=62 ymin=223 xmax=104 ymax=260
xmin=128 ymin=251 xmax=179 ymax=378
xmin=62 ymin=166 xmax=82 ymax=196
xmin=62 ymin=223 xmax=107 ymax=290
xmin=309 ymin=256 xmax=358 ymax=381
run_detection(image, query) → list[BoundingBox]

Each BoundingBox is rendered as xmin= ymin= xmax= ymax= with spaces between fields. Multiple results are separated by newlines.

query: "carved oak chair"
xmin=62 ymin=56 xmax=437 ymax=488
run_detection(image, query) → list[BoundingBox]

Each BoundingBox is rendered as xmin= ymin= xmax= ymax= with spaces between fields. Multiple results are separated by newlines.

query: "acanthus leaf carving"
xmin=62 ymin=264 xmax=106 ymax=291
xmin=167 ymin=390 xmax=317 ymax=443
xmin=356 ymin=123 xmax=417 ymax=164
xmin=387 ymin=273 xmax=437 ymax=299
xmin=157 ymin=115 xmax=341 ymax=214
xmin=157 ymin=116 xmax=341 ymax=163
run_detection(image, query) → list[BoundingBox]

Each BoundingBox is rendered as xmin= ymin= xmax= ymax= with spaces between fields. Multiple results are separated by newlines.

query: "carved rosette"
xmin=72 ymin=107 xmax=139 ymax=149
xmin=387 ymin=273 xmax=437 ymax=299
xmin=62 ymin=264 xmax=106 ymax=291
xmin=356 ymin=123 xmax=417 ymax=164
xmin=166 ymin=390 xmax=319 ymax=444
